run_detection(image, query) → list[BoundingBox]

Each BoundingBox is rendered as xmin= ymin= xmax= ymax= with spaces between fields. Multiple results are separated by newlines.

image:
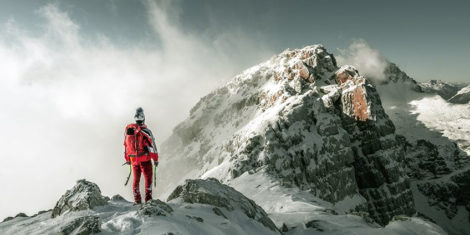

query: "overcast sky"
xmin=1 ymin=0 xmax=469 ymax=81
xmin=0 ymin=0 xmax=468 ymax=221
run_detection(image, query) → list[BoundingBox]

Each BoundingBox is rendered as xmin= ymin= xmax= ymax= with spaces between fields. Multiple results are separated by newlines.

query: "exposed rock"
xmin=417 ymin=169 xmax=470 ymax=220
xmin=403 ymin=139 xmax=451 ymax=179
xmin=186 ymin=215 xmax=204 ymax=222
xmin=305 ymin=219 xmax=324 ymax=231
xmin=212 ymin=207 xmax=227 ymax=219
xmin=14 ymin=213 xmax=27 ymax=218
xmin=34 ymin=209 xmax=52 ymax=217
xmin=168 ymin=178 xmax=278 ymax=232
xmin=138 ymin=199 xmax=173 ymax=217
xmin=448 ymin=84 xmax=470 ymax=104
xmin=110 ymin=194 xmax=126 ymax=202
xmin=1 ymin=217 xmax=13 ymax=223
xmin=59 ymin=216 xmax=101 ymax=235
xmin=281 ymin=223 xmax=289 ymax=233
xmin=381 ymin=62 xmax=422 ymax=92
xmin=2 ymin=213 xmax=28 ymax=222
xmin=337 ymin=66 xmax=372 ymax=121
xmin=52 ymin=179 xmax=108 ymax=218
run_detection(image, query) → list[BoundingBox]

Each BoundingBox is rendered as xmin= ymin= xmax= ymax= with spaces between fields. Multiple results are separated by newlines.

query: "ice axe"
xmin=123 ymin=162 xmax=132 ymax=186
xmin=153 ymin=163 xmax=157 ymax=188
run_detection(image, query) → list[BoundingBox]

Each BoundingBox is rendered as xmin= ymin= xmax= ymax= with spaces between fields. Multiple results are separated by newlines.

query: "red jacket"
xmin=124 ymin=123 xmax=159 ymax=165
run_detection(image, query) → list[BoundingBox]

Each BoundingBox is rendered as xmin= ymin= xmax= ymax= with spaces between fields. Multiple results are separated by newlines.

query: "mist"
xmin=336 ymin=39 xmax=389 ymax=82
xmin=0 ymin=1 xmax=273 ymax=220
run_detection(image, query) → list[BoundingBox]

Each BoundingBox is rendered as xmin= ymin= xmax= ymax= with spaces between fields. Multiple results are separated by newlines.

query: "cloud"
xmin=336 ymin=39 xmax=389 ymax=82
xmin=0 ymin=1 xmax=273 ymax=220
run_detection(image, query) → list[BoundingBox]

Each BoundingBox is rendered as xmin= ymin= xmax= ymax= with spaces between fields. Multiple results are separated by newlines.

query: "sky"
xmin=0 ymin=0 xmax=469 ymax=221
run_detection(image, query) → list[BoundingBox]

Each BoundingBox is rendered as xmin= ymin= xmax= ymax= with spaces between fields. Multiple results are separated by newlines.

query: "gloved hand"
xmin=154 ymin=161 xmax=159 ymax=167
xmin=123 ymin=161 xmax=131 ymax=166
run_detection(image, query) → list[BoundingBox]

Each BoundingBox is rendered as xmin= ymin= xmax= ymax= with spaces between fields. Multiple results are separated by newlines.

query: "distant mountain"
xmin=418 ymin=80 xmax=461 ymax=100
xmin=375 ymin=62 xmax=470 ymax=235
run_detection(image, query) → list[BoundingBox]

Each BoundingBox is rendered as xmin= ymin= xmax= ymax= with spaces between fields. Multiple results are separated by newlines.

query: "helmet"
xmin=134 ymin=107 xmax=145 ymax=123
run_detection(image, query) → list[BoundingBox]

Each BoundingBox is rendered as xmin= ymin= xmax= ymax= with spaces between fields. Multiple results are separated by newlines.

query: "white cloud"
xmin=336 ymin=39 xmax=389 ymax=82
xmin=0 ymin=1 xmax=273 ymax=220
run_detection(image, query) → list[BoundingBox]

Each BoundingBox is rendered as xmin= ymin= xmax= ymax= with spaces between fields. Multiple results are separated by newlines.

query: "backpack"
xmin=124 ymin=124 xmax=148 ymax=158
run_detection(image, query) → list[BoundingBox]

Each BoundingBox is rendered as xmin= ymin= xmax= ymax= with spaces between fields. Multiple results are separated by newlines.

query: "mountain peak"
xmin=160 ymin=44 xmax=415 ymax=226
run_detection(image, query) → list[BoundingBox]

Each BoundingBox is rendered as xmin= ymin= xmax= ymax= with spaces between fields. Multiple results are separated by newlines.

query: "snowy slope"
xmin=0 ymin=178 xmax=447 ymax=235
xmin=229 ymin=171 xmax=446 ymax=235
xmin=0 ymin=179 xmax=281 ymax=235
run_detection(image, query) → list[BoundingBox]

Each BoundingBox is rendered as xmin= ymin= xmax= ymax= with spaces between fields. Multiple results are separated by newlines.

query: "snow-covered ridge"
xmin=0 ymin=179 xmax=281 ymax=234
xmin=0 ymin=179 xmax=446 ymax=235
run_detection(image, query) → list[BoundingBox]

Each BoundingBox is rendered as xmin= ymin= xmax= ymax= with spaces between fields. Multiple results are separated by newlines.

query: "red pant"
xmin=132 ymin=161 xmax=153 ymax=203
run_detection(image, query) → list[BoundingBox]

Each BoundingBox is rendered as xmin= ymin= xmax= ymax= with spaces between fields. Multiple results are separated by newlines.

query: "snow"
xmin=409 ymin=96 xmax=470 ymax=155
xmin=226 ymin=171 xmax=446 ymax=235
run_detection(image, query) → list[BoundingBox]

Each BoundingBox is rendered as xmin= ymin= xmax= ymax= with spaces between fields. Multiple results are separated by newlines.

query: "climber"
xmin=124 ymin=107 xmax=159 ymax=205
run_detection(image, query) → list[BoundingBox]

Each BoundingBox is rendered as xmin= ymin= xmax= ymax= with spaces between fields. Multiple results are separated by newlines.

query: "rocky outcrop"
xmin=401 ymin=139 xmax=451 ymax=179
xmin=59 ymin=216 xmax=101 ymax=235
xmin=138 ymin=199 xmax=173 ymax=217
xmin=336 ymin=67 xmax=415 ymax=225
xmin=416 ymin=169 xmax=470 ymax=224
xmin=168 ymin=178 xmax=279 ymax=232
xmin=1 ymin=213 xmax=28 ymax=223
xmin=52 ymin=179 xmax=108 ymax=218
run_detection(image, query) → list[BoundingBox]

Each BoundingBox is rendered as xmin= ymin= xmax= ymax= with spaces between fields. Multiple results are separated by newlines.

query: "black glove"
xmin=154 ymin=161 xmax=159 ymax=167
xmin=123 ymin=161 xmax=131 ymax=166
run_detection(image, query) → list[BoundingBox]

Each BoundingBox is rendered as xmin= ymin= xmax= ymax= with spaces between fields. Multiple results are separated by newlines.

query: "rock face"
xmin=138 ymin=199 xmax=173 ymax=217
xmin=160 ymin=45 xmax=415 ymax=225
xmin=2 ymin=213 xmax=28 ymax=223
xmin=448 ymin=84 xmax=470 ymax=104
xmin=401 ymin=139 xmax=452 ymax=179
xmin=52 ymin=179 xmax=108 ymax=218
xmin=380 ymin=63 xmax=422 ymax=92
xmin=168 ymin=178 xmax=278 ymax=232
xmin=59 ymin=216 xmax=101 ymax=235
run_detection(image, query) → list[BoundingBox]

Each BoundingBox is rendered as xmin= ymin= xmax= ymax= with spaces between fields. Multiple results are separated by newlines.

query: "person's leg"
xmin=132 ymin=163 xmax=142 ymax=204
xmin=141 ymin=161 xmax=153 ymax=202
